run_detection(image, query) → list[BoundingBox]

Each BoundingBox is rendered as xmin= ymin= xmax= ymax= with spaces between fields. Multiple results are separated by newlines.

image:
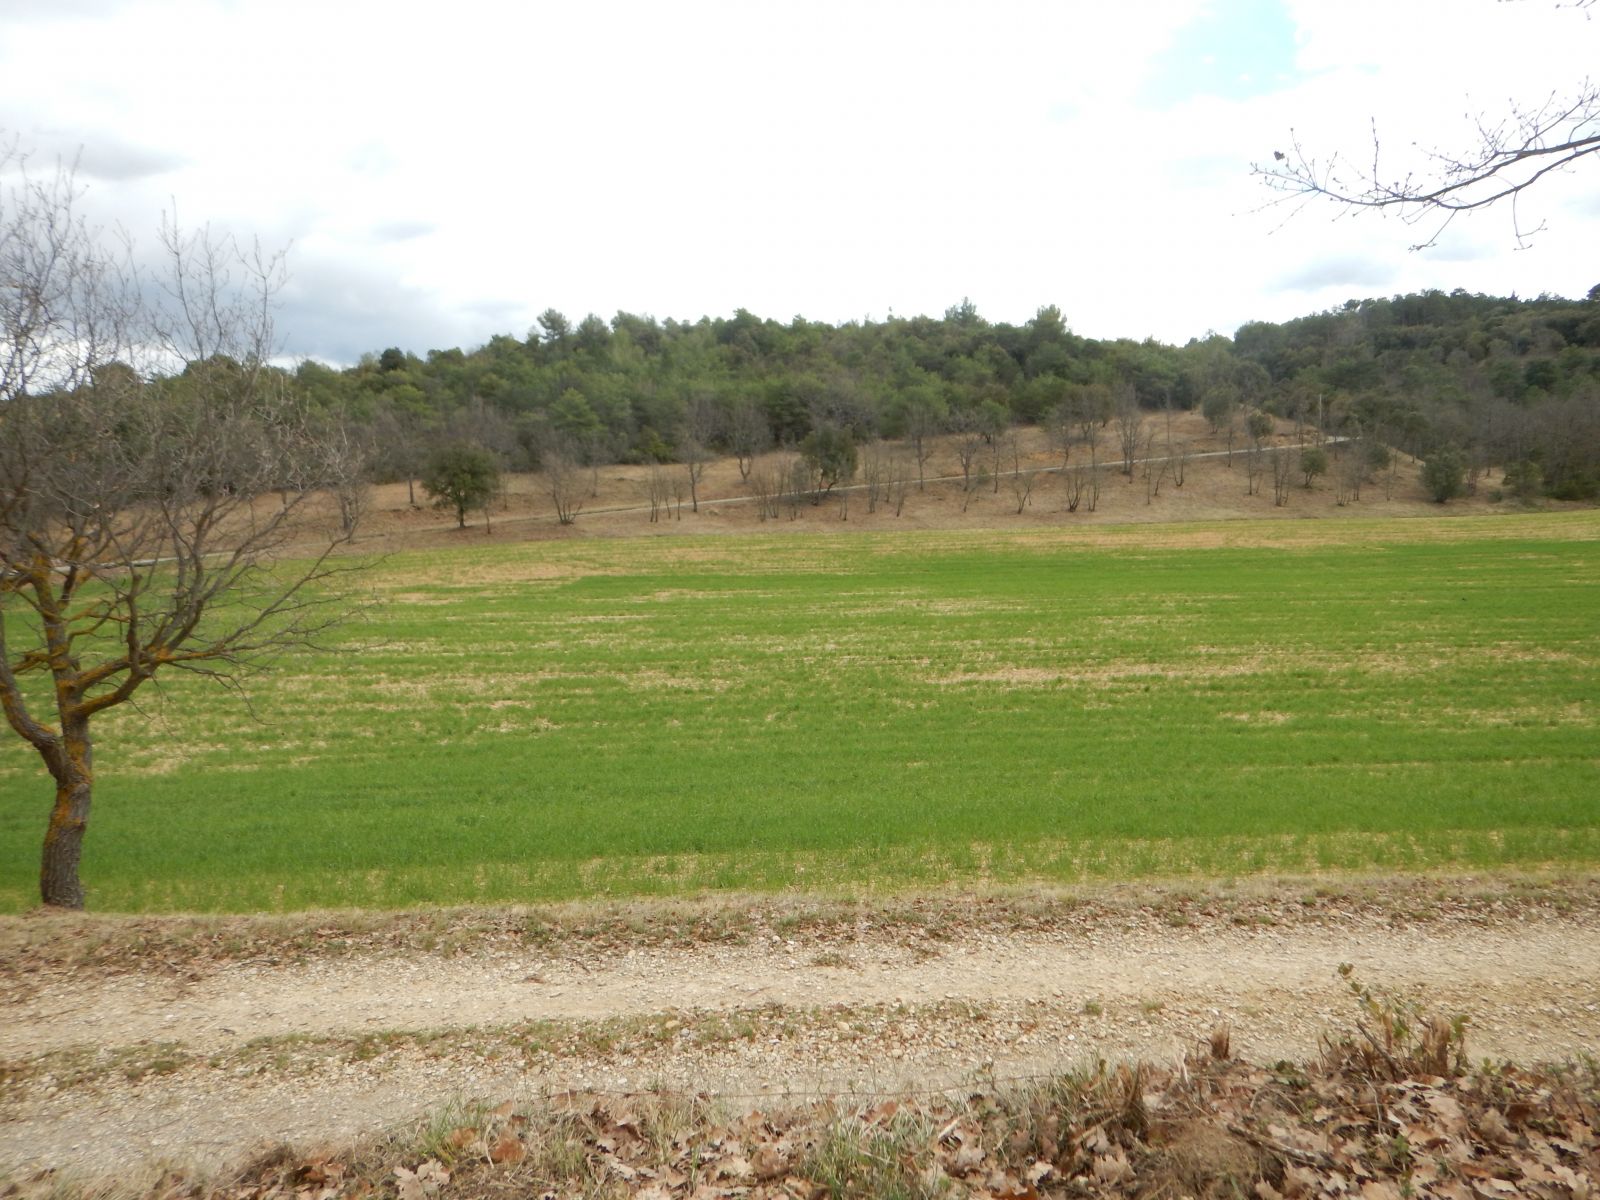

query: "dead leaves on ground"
xmin=29 ymin=1015 xmax=1598 ymax=1200
xmin=188 ymin=1047 xmax=1597 ymax=1200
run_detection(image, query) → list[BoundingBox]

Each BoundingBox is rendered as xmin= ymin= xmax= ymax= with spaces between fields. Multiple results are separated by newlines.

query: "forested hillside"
xmin=294 ymin=287 xmax=1600 ymax=502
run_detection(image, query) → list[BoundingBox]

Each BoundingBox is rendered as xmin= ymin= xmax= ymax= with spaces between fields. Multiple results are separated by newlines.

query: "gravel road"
xmin=3 ymin=891 xmax=1597 ymax=1184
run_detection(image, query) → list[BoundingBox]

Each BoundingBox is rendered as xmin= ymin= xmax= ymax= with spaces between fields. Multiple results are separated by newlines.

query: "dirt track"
xmin=3 ymin=889 xmax=1598 ymax=1184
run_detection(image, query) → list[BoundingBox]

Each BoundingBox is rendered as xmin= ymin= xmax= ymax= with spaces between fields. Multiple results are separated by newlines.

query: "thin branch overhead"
xmin=1253 ymin=79 xmax=1600 ymax=249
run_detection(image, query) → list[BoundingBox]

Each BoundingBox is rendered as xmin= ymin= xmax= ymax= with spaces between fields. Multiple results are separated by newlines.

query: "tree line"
xmin=294 ymin=286 xmax=1600 ymax=509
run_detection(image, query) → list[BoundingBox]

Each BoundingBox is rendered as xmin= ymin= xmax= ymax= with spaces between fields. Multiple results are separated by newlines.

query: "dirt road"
xmin=3 ymin=887 xmax=1597 ymax=1184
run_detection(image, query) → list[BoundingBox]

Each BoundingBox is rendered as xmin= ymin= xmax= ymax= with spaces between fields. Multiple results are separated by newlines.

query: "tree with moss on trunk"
xmin=1 ymin=152 xmax=367 ymax=909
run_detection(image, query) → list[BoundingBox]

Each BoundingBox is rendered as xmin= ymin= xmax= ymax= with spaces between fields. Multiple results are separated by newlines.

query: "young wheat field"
xmin=2 ymin=511 xmax=1596 ymax=912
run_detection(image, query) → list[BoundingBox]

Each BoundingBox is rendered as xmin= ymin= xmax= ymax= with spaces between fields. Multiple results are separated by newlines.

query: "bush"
xmin=1421 ymin=448 xmax=1467 ymax=503
xmin=1299 ymin=445 xmax=1329 ymax=487
xmin=1503 ymin=459 xmax=1543 ymax=500
xmin=422 ymin=443 xmax=500 ymax=528
xmin=800 ymin=424 xmax=858 ymax=495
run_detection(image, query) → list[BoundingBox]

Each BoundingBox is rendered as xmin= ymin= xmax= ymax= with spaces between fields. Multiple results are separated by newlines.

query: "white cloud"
xmin=3 ymin=0 xmax=1595 ymax=359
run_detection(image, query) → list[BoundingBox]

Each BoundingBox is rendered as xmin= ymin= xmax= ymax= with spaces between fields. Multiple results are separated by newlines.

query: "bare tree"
xmin=1005 ymin=435 xmax=1036 ymax=513
xmin=646 ymin=463 xmax=669 ymax=523
xmin=861 ymin=442 xmax=886 ymax=514
xmin=1066 ymin=443 xmax=1103 ymax=514
xmin=0 ymin=156 xmax=365 ymax=908
xmin=1077 ymin=411 xmax=1102 ymax=471
xmin=1063 ymin=462 xmax=1084 ymax=513
xmin=1045 ymin=399 xmax=1074 ymax=470
xmin=727 ymin=398 xmax=768 ymax=482
xmin=326 ymin=420 xmax=374 ymax=538
xmin=1009 ymin=468 xmax=1036 ymax=514
xmin=1113 ymin=384 xmax=1142 ymax=477
xmin=901 ymin=393 xmax=943 ymax=492
xmin=1076 ymin=383 xmax=1111 ymax=446
xmin=1255 ymin=60 xmax=1600 ymax=249
xmin=950 ymin=410 xmax=985 ymax=495
xmin=886 ymin=451 xmax=910 ymax=517
xmin=1244 ymin=410 xmax=1273 ymax=497
xmin=1271 ymin=446 xmax=1295 ymax=506
xmin=1335 ymin=436 xmax=1366 ymax=506
xmin=1163 ymin=405 xmax=1188 ymax=488
xmin=1143 ymin=428 xmax=1170 ymax=504
xmin=781 ymin=454 xmax=810 ymax=519
xmin=749 ymin=462 xmax=780 ymax=521
xmin=1368 ymin=425 xmax=1401 ymax=501
xmin=545 ymin=441 xmax=585 ymax=525
xmin=678 ymin=391 xmax=718 ymax=513
xmin=369 ymin=404 xmax=428 ymax=505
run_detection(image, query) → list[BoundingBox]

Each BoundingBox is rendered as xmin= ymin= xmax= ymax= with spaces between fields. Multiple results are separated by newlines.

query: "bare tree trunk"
xmin=862 ymin=445 xmax=883 ymax=513
xmin=686 ymin=459 xmax=703 ymax=513
xmin=888 ymin=453 xmax=908 ymax=516
xmin=40 ymin=724 xmax=93 ymax=909
xmin=1115 ymin=402 xmax=1141 ymax=477
xmin=1 ymin=166 xmax=371 ymax=912
xmin=1272 ymin=447 xmax=1294 ymax=506
xmin=914 ymin=434 xmax=930 ymax=491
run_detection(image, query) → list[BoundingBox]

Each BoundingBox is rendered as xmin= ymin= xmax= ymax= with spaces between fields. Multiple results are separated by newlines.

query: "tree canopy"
xmin=305 ymin=286 xmax=1600 ymax=506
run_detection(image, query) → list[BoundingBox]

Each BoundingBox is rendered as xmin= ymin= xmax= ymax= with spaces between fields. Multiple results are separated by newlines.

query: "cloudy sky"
xmin=3 ymin=0 xmax=1596 ymax=364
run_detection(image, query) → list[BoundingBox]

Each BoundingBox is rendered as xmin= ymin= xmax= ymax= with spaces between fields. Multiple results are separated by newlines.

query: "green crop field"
xmin=2 ymin=512 xmax=1597 ymax=913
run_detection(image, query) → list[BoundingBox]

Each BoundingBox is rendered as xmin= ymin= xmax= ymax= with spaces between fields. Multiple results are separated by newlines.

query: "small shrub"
xmin=1421 ymin=448 xmax=1467 ymax=503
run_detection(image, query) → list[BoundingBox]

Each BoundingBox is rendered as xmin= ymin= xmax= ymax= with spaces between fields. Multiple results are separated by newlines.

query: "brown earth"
xmin=3 ymin=882 xmax=1597 ymax=1186
xmin=307 ymin=412 xmax=1563 ymax=558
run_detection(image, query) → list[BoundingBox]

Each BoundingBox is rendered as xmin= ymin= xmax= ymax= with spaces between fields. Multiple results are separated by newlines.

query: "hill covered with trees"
xmin=289 ymin=286 xmax=1600 ymax=504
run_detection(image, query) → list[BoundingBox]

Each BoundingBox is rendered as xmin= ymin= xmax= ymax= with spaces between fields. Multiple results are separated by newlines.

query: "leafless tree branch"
xmin=1253 ymin=77 xmax=1600 ymax=249
xmin=1 ymin=141 xmax=368 ymax=907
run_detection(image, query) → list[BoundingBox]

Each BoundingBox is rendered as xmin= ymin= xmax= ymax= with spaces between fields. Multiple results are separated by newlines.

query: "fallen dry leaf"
xmin=392 ymin=1159 xmax=449 ymax=1200
xmin=752 ymin=1143 xmax=789 ymax=1180
xmin=950 ymin=1143 xmax=986 ymax=1175
xmin=488 ymin=1134 xmax=525 ymax=1165
xmin=1092 ymin=1149 xmax=1132 ymax=1185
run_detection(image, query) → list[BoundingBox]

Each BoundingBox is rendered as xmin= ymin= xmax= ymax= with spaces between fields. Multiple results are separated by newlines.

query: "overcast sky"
xmin=4 ymin=0 xmax=1596 ymax=364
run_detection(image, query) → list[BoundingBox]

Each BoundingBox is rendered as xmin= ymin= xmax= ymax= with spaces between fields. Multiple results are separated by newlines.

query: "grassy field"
xmin=2 ymin=511 xmax=1597 ymax=912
